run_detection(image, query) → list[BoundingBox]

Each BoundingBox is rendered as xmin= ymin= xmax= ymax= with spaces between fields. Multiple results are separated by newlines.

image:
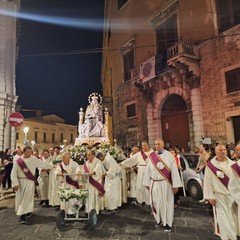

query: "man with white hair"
xmin=143 ymin=139 xmax=182 ymax=232
xmin=229 ymin=144 xmax=240 ymax=237
xmin=11 ymin=146 xmax=52 ymax=224
xmin=204 ymin=144 xmax=238 ymax=240
xmin=56 ymin=152 xmax=79 ymax=215
xmin=120 ymin=141 xmax=153 ymax=205
xmin=78 ymin=150 xmax=105 ymax=215
xmin=96 ymin=152 xmax=122 ymax=213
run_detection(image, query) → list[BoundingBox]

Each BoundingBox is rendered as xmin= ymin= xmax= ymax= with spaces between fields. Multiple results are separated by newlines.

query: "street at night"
xmin=0 ymin=0 xmax=240 ymax=240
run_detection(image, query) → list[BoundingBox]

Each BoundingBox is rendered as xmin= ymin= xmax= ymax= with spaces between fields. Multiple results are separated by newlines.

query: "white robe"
xmin=204 ymin=157 xmax=238 ymax=240
xmin=121 ymin=150 xmax=153 ymax=204
xmin=11 ymin=156 xmax=52 ymax=216
xmin=143 ymin=150 xmax=182 ymax=226
xmin=48 ymin=157 xmax=61 ymax=207
xmin=78 ymin=158 xmax=105 ymax=214
xmin=55 ymin=159 xmax=79 ymax=214
xmin=102 ymin=154 xmax=122 ymax=210
xmin=229 ymin=160 xmax=240 ymax=237
xmin=38 ymin=157 xmax=51 ymax=201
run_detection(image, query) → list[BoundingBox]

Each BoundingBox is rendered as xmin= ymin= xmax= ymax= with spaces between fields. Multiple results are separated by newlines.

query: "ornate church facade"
xmin=0 ymin=0 xmax=20 ymax=150
xmin=101 ymin=0 xmax=240 ymax=148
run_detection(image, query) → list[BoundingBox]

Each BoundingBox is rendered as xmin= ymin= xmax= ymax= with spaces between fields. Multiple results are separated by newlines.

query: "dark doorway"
xmin=161 ymin=94 xmax=190 ymax=150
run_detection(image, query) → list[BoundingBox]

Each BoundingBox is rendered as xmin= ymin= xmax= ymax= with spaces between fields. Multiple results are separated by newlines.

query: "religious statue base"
xmin=75 ymin=137 xmax=109 ymax=147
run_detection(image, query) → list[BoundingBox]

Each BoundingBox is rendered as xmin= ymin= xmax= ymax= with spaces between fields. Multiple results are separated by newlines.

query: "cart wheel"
xmin=56 ymin=210 xmax=65 ymax=230
xmin=88 ymin=209 xmax=97 ymax=229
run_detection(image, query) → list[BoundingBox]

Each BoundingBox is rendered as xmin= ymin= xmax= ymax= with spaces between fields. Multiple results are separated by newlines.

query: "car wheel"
xmin=187 ymin=180 xmax=203 ymax=200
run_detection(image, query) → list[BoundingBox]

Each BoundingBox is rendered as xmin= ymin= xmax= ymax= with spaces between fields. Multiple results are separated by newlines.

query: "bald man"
xmin=204 ymin=144 xmax=238 ymax=240
xmin=229 ymin=144 xmax=240 ymax=237
xmin=56 ymin=152 xmax=79 ymax=215
xmin=78 ymin=150 xmax=105 ymax=215
xmin=143 ymin=139 xmax=182 ymax=232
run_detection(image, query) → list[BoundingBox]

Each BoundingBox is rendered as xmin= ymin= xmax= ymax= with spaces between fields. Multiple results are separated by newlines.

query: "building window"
xmin=34 ymin=132 xmax=38 ymax=143
xmin=233 ymin=116 xmax=240 ymax=143
xmin=43 ymin=132 xmax=47 ymax=143
xmin=126 ymin=103 xmax=136 ymax=118
xmin=225 ymin=67 xmax=240 ymax=93
xmin=52 ymin=133 xmax=55 ymax=143
xmin=60 ymin=133 xmax=64 ymax=143
xmin=16 ymin=132 xmax=19 ymax=140
xmin=216 ymin=0 xmax=240 ymax=33
xmin=70 ymin=133 xmax=74 ymax=143
xmin=156 ymin=14 xmax=178 ymax=54
xmin=123 ymin=49 xmax=134 ymax=82
xmin=118 ymin=0 xmax=128 ymax=9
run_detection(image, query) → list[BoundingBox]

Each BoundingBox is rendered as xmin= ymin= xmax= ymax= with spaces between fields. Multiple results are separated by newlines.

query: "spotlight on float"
xmin=23 ymin=126 xmax=29 ymax=146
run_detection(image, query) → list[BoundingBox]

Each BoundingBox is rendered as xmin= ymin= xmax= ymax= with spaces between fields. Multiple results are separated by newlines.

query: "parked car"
xmin=178 ymin=153 xmax=203 ymax=200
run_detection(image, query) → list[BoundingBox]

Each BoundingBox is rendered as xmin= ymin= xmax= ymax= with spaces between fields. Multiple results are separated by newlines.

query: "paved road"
xmin=0 ymin=194 xmax=220 ymax=240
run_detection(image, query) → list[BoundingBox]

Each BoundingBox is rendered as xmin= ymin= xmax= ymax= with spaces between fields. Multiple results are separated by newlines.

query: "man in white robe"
xmin=96 ymin=152 xmax=122 ymax=213
xmin=48 ymin=147 xmax=62 ymax=209
xmin=143 ymin=139 xmax=182 ymax=232
xmin=204 ymin=144 xmax=238 ymax=240
xmin=11 ymin=146 xmax=52 ymax=224
xmin=77 ymin=150 xmax=105 ymax=215
xmin=38 ymin=149 xmax=52 ymax=207
xmin=56 ymin=152 xmax=79 ymax=215
xmin=229 ymin=144 xmax=240 ymax=237
xmin=121 ymin=141 xmax=153 ymax=205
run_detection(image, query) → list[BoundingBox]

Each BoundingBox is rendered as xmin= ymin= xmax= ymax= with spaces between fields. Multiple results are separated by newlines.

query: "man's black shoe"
xmin=26 ymin=212 xmax=32 ymax=218
xmin=19 ymin=215 xmax=26 ymax=224
xmin=163 ymin=225 xmax=172 ymax=233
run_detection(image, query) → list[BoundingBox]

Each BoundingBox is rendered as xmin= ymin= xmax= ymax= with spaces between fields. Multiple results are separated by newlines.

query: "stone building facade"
xmin=0 ymin=0 xmax=20 ymax=151
xmin=16 ymin=114 xmax=78 ymax=153
xmin=101 ymin=0 xmax=240 ymax=148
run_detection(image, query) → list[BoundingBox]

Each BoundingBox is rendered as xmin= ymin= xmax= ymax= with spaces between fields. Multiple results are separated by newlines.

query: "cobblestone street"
xmin=0 ymin=193 xmax=221 ymax=240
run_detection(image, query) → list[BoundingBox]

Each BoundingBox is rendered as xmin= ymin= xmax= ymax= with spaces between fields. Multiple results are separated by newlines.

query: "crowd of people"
xmin=0 ymin=140 xmax=239 ymax=239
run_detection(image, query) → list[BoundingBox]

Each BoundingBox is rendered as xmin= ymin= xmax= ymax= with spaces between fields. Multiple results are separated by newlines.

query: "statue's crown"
xmin=88 ymin=93 xmax=102 ymax=104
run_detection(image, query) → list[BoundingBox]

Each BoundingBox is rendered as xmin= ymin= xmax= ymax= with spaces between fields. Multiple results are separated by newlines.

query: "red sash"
xmin=231 ymin=162 xmax=240 ymax=178
xmin=59 ymin=163 xmax=79 ymax=189
xmin=83 ymin=162 xmax=105 ymax=196
xmin=140 ymin=151 xmax=148 ymax=161
xmin=149 ymin=152 xmax=172 ymax=185
xmin=207 ymin=161 xmax=229 ymax=190
xmin=17 ymin=158 xmax=36 ymax=182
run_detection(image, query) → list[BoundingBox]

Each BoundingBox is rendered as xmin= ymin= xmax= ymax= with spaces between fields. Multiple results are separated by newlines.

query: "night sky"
xmin=16 ymin=0 xmax=105 ymax=124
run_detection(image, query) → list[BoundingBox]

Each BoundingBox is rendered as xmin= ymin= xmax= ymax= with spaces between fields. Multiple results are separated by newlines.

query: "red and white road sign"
xmin=8 ymin=112 xmax=24 ymax=127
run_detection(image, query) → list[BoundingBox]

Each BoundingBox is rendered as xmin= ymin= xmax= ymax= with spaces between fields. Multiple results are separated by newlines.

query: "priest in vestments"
xmin=11 ymin=146 xmax=52 ymax=224
xmin=143 ymin=139 xmax=182 ymax=232
xmin=229 ymin=144 xmax=240 ymax=237
xmin=96 ymin=152 xmax=122 ymax=213
xmin=56 ymin=152 xmax=79 ymax=215
xmin=77 ymin=150 xmax=105 ymax=215
xmin=48 ymin=151 xmax=61 ymax=209
xmin=204 ymin=144 xmax=238 ymax=240
xmin=121 ymin=141 xmax=153 ymax=205
xmin=38 ymin=149 xmax=52 ymax=207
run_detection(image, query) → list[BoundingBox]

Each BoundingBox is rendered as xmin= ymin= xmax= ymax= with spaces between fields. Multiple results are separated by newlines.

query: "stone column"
xmin=191 ymin=85 xmax=204 ymax=147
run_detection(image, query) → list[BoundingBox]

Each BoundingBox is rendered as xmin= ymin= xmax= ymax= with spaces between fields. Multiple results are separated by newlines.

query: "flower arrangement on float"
xmin=57 ymin=187 xmax=88 ymax=202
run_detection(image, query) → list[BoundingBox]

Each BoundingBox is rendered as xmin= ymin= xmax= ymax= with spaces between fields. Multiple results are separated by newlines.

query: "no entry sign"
xmin=8 ymin=112 xmax=24 ymax=127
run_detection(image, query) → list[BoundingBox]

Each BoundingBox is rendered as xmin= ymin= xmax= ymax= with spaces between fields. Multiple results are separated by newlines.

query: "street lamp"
xmin=23 ymin=126 xmax=29 ymax=146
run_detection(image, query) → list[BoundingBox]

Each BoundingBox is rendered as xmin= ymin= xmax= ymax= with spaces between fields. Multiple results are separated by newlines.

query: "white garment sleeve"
xmin=203 ymin=167 xmax=215 ymax=200
xmin=143 ymin=161 xmax=151 ymax=187
xmin=34 ymin=157 xmax=53 ymax=170
xmin=10 ymin=162 xmax=19 ymax=187
xmin=121 ymin=155 xmax=138 ymax=168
